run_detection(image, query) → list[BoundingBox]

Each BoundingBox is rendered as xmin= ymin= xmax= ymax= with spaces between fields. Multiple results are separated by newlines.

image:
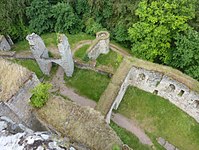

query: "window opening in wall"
xmin=138 ymin=73 xmax=146 ymax=80
xmin=153 ymin=90 xmax=158 ymax=95
xmin=178 ymin=90 xmax=184 ymax=96
xmin=194 ymin=100 xmax=199 ymax=109
xmin=168 ymin=84 xmax=175 ymax=92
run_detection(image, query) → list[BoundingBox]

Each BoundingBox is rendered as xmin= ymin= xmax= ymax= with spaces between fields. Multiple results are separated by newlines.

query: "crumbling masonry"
xmin=26 ymin=33 xmax=74 ymax=77
xmin=87 ymin=31 xmax=110 ymax=60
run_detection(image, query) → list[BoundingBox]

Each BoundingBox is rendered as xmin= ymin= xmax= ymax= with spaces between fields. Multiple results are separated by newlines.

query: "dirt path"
xmin=51 ymin=66 xmax=96 ymax=108
xmin=112 ymin=113 xmax=153 ymax=146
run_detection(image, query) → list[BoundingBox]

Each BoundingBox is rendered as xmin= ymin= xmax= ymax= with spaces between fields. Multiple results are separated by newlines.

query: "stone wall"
xmin=106 ymin=65 xmax=199 ymax=124
xmin=5 ymin=73 xmax=46 ymax=130
xmin=0 ymin=35 xmax=12 ymax=51
xmin=87 ymin=31 xmax=110 ymax=60
xmin=26 ymin=33 xmax=74 ymax=77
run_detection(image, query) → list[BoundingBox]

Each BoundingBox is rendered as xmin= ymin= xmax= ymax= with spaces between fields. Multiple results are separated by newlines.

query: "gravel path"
xmin=51 ymin=66 xmax=96 ymax=108
xmin=112 ymin=113 xmax=153 ymax=146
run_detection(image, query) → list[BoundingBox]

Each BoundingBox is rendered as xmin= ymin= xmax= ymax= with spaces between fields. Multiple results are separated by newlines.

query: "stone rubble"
xmin=0 ymin=116 xmax=77 ymax=150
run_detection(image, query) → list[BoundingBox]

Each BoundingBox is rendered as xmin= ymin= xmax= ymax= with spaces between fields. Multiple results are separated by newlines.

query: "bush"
xmin=85 ymin=18 xmax=103 ymax=35
xmin=30 ymin=83 xmax=52 ymax=108
xmin=52 ymin=2 xmax=82 ymax=34
xmin=26 ymin=0 xmax=54 ymax=34
xmin=169 ymin=29 xmax=199 ymax=80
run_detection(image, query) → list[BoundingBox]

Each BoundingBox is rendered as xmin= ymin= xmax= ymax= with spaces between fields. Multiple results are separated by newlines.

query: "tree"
xmin=128 ymin=0 xmax=196 ymax=63
xmin=85 ymin=18 xmax=103 ymax=35
xmin=0 ymin=0 xmax=29 ymax=41
xmin=169 ymin=29 xmax=199 ymax=80
xmin=52 ymin=2 xmax=82 ymax=34
xmin=30 ymin=83 xmax=52 ymax=108
xmin=26 ymin=0 xmax=54 ymax=34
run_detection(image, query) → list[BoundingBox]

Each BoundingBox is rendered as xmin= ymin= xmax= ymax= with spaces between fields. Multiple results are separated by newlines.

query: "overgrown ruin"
xmin=0 ymin=59 xmax=43 ymax=130
xmin=26 ymin=33 xmax=74 ymax=77
xmin=96 ymin=57 xmax=199 ymax=124
xmin=87 ymin=31 xmax=110 ymax=60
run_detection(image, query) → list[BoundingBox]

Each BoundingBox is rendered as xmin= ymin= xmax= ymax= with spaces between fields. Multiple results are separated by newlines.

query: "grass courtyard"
xmin=64 ymin=67 xmax=110 ymax=102
xmin=117 ymin=86 xmax=199 ymax=150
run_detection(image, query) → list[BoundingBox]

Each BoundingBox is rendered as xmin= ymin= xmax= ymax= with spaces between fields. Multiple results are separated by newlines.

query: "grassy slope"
xmin=74 ymin=44 xmax=90 ymax=60
xmin=110 ymin=122 xmax=152 ymax=150
xmin=117 ymin=86 xmax=199 ymax=150
xmin=96 ymin=50 xmax=123 ymax=71
xmin=64 ymin=67 xmax=110 ymax=102
xmin=13 ymin=59 xmax=43 ymax=78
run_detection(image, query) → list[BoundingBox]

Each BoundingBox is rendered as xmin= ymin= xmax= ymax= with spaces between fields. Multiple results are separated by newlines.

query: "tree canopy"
xmin=128 ymin=0 xmax=196 ymax=63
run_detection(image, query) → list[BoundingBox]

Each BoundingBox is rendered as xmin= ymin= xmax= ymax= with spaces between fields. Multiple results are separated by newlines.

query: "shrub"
xmin=52 ymin=2 xmax=82 ymax=34
xmin=30 ymin=83 xmax=52 ymax=108
xmin=26 ymin=0 xmax=54 ymax=34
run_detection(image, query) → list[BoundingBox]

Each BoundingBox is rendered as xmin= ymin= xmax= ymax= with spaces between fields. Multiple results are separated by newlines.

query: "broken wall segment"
xmin=26 ymin=33 xmax=74 ymax=77
xmin=87 ymin=31 xmax=110 ymax=60
xmin=0 ymin=59 xmax=45 ymax=130
xmin=0 ymin=35 xmax=13 ymax=51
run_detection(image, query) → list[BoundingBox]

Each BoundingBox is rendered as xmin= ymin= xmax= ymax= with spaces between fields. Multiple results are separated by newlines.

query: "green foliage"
xmin=96 ymin=50 xmax=123 ymax=71
xmin=52 ymin=2 xmax=82 ymax=34
xmin=26 ymin=0 xmax=54 ymax=34
xmin=169 ymin=29 xmax=199 ymax=80
xmin=74 ymin=45 xmax=90 ymax=60
xmin=0 ymin=0 xmax=29 ymax=41
xmin=112 ymin=144 xmax=121 ymax=150
xmin=85 ymin=18 xmax=103 ymax=35
xmin=118 ymin=86 xmax=199 ymax=149
xmin=128 ymin=0 xmax=196 ymax=63
xmin=13 ymin=60 xmax=43 ymax=79
xmin=30 ymin=83 xmax=52 ymax=108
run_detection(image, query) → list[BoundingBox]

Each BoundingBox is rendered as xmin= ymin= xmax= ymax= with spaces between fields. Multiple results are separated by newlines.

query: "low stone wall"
xmin=106 ymin=64 xmax=199 ymax=123
xmin=87 ymin=31 xmax=110 ymax=60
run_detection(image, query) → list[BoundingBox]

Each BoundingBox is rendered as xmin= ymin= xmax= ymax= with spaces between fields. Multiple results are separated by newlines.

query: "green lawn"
xmin=74 ymin=44 xmax=90 ymax=60
xmin=13 ymin=59 xmax=43 ymax=78
xmin=117 ymin=86 xmax=199 ymax=150
xmin=64 ymin=67 xmax=110 ymax=102
xmin=11 ymin=40 xmax=29 ymax=52
xmin=96 ymin=50 xmax=123 ymax=71
xmin=110 ymin=122 xmax=152 ymax=150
